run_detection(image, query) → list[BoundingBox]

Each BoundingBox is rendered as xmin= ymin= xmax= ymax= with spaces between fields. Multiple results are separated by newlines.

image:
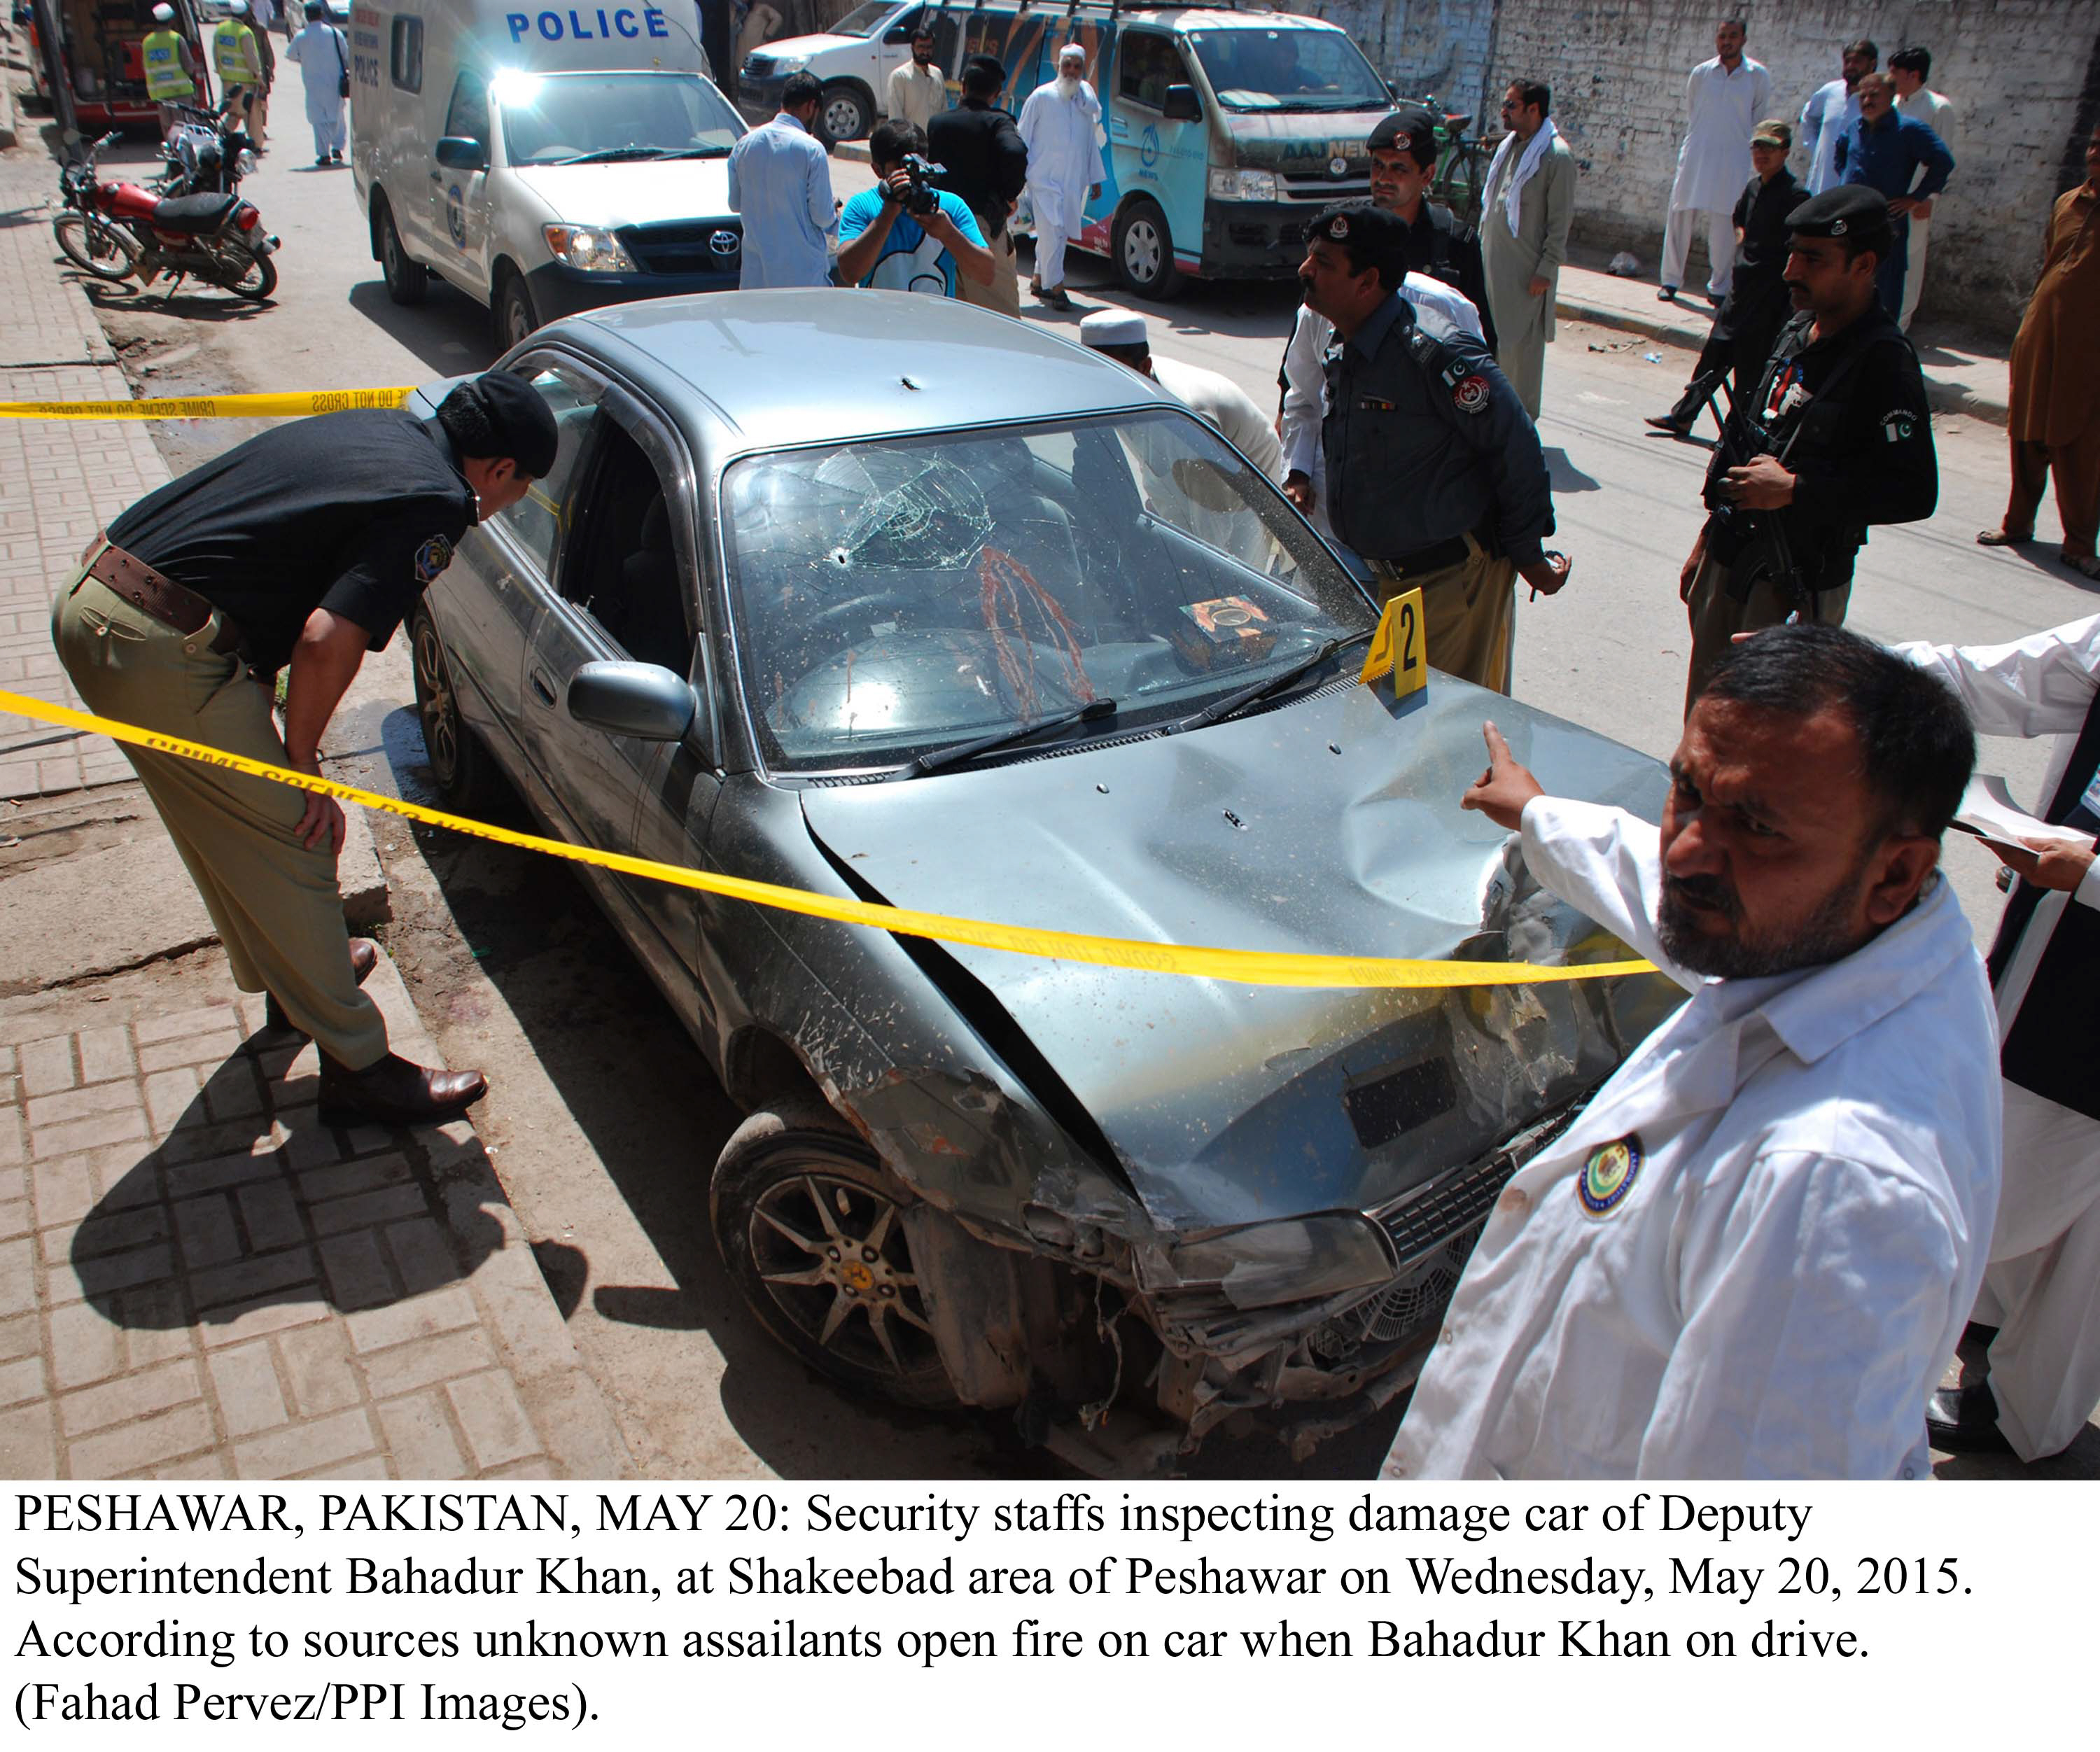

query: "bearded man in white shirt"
xmin=1385 ymin=625 xmax=2000 ymax=1480
xmin=1018 ymin=43 xmax=1105 ymax=310
xmin=1660 ymin=17 xmax=1772 ymax=303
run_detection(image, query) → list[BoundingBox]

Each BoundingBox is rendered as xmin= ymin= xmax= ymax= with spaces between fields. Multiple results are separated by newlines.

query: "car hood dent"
xmin=799 ymin=678 xmax=1679 ymax=1231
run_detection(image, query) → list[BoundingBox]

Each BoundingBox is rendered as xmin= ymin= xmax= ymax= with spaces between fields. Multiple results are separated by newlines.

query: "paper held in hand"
xmin=1952 ymin=773 xmax=2097 ymax=857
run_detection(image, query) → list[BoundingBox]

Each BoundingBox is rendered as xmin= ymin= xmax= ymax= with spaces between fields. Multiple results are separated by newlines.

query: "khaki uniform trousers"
xmin=959 ymin=225 xmax=1021 ymax=318
xmin=52 ymin=571 xmax=387 ymax=1069
xmin=1682 ymin=549 xmax=1851 ymax=713
xmin=1367 ymin=534 xmax=1515 ymax=695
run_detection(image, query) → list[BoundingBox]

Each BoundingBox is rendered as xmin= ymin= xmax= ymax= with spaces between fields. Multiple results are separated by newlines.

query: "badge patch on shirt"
xmin=1452 ymin=374 xmax=1490 ymax=414
xmin=1881 ymin=409 xmax=1917 ymax=444
xmin=413 ymin=535 xmax=454 ymax=584
xmin=1576 ymin=1134 xmax=1643 ymax=1216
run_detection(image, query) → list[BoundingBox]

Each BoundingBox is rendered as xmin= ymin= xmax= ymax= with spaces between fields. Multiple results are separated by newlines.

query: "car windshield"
xmin=498 ymin=73 xmax=744 ymax=165
xmin=825 ymin=1 xmax=895 ymax=38
xmin=1186 ymin=28 xmax=1390 ymax=112
xmin=722 ymin=411 xmax=1375 ymax=776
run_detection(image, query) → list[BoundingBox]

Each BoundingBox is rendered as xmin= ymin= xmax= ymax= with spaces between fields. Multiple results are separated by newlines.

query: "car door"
xmin=523 ymin=385 xmax=723 ymax=1032
xmin=1108 ymin=29 xmax=1203 ymax=230
xmin=441 ymin=355 xmax=603 ymax=780
xmin=428 ymin=65 xmax=492 ymax=293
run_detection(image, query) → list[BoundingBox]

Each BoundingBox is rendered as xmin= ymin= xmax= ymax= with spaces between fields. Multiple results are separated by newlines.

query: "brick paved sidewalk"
xmin=0 ymin=952 xmax=631 ymax=1479
xmin=0 ymin=132 xmax=630 ymax=1481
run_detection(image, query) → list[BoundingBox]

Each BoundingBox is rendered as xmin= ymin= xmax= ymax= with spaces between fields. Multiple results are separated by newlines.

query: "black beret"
xmin=1306 ymin=200 xmax=1408 ymax=258
xmin=1367 ymin=106 xmax=1438 ymax=164
xmin=456 ymin=370 xmax=559 ymax=479
xmin=1788 ymin=184 xmax=1891 ymax=239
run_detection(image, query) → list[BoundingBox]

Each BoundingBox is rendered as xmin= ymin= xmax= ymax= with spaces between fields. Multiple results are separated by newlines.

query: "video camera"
xmin=895 ymin=153 xmax=948 ymax=218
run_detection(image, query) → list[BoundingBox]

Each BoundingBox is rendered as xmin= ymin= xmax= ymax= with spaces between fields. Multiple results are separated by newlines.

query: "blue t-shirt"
xmin=836 ymin=187 xmax=986 ymax=297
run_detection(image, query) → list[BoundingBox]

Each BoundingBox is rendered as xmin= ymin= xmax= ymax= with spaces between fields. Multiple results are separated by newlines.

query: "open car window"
xmin=721 ymin=410 xmax=1372 ymax=775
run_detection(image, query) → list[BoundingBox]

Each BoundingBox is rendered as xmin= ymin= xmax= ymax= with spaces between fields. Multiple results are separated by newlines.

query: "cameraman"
xmin=1681 ymin=185 xmax=1935 ymax=708
xmin=836 ymin=120 xmax=996 ymax=297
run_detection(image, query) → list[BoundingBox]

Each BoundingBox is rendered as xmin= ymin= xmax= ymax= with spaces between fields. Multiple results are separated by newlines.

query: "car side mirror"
xmin=1161 ymin=83 xmax=1201 ymax=122
xmin=567 ymin=661 xmax=697 ymax=743
xmin=435 ymin=136 xmax=486 ymax=172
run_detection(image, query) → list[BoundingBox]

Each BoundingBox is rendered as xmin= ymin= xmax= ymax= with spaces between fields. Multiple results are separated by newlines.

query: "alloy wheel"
xmin=746 ymin=1170 xmax=939 ymax=1378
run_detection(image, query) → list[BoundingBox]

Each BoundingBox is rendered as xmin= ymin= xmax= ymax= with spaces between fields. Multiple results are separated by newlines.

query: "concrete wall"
xmin=1303 ymin=0 xmax=1499 ymax=122
xmin=1452 ymin=0 xmax=2100 ymax=334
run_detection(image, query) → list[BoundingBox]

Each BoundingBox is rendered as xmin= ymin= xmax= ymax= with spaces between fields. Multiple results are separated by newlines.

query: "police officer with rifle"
xmin=1681 ymin=185 xmax=1937 ymax=709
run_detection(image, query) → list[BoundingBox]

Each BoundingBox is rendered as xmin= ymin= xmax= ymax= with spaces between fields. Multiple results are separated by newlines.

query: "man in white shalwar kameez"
xmin=1018 ymin=44 xmax=1104 ymax=310
xmin=1660 ymin=20 xmax=1772 ymax=301
xmin=1900 ymin=617 xmax=2100 ymax=1462
xmin=284 ymin=1 xmax=349 ymax=165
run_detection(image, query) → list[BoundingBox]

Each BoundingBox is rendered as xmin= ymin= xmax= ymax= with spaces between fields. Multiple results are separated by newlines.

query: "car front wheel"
xmin=820 ymin=81 xmax=872 ymax=141
xmin=1113 ymin=198 xmax=1183 ymax=300
xmin=712 ymin=1109 xmax=958 ymax=1408
xmin=410 ymin=604 xmax=506 ymax=815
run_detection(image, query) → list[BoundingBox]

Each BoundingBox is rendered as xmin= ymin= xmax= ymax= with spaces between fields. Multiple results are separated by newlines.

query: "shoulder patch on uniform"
xmin=413 ymin=535 xmax=454 ymax=583
xmin=1452 ymin=374 xmax=1490 ymax=414
xmin=1880 ymin=409 xmax=1918 ymax=443
xmin=1576 ymin=1134 xmax=1643 ymax=1216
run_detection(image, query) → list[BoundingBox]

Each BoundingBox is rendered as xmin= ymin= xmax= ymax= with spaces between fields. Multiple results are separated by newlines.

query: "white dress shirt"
xmin=1385 ymin=796 xmax=2002 ymax=1480
xmin=727 ymin=112 xmax=837 ymax=290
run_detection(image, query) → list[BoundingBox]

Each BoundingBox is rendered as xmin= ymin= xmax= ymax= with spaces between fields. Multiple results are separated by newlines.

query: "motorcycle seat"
xmin=150 ymin=192 xmax=240 ymax=233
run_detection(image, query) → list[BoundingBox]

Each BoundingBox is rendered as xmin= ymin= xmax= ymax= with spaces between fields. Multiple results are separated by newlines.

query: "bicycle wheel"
xmin=53 ymin=213 xmax=139 ymax=281
xmin=1440 ymin=144 xmax=1487 ymax=227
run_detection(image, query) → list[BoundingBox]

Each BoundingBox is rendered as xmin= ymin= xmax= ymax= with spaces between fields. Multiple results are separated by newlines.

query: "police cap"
xmin=443 ymin=372 xmax=561 ymax=479
xmin=1367 ymin=106 xmax=1438 ymax=167
xmin=1306 ymin=201 xmax=1408 ymax=267
xmin=1788 ymin=185 xmax=1890 ymax=241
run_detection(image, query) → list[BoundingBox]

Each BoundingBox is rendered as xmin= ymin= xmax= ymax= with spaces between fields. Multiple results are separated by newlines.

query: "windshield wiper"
xmin=554 ymin=146 xmax=668 ymax=164
xmin=895 ymin=698 xmax=1119 ymax=779
xmin=659 ymin=146 xmax=732 ymax=159
xmin=1171 ymin=630 xmax=1374 ymax=734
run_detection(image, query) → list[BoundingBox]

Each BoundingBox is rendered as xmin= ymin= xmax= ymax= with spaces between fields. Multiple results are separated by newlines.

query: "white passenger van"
xmin=738 ymin=2 xmax=1396 ymax=297
xmin=351 ymin=1 xmax=746 ymax=346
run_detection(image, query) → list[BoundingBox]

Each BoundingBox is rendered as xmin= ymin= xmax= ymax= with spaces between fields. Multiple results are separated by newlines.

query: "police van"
xmin=351 ymin=1 xmax=746 ymax=346
xmin=739 ymin=1 xmax=1395 ymax=297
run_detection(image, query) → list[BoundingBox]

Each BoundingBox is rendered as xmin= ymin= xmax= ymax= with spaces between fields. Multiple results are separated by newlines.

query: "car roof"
xmin=552 ymin=289 xmax=1177 ymax=455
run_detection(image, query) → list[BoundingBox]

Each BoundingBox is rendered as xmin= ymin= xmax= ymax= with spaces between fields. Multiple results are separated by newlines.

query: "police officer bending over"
xmin=52 ymin=373 xmax=558 ymax=1127
xmin=1682 ymin=185 xmax=1936 ymax=709
xmin=1298 ymin=203 xmax=1568 ymax=694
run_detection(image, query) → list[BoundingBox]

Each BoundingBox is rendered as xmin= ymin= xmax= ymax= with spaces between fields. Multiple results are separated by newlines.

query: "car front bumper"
xmin=524 ymin=259 xmax=741 ymax=322
xmin=1200 ymin=199 xmax=1327 ymax=280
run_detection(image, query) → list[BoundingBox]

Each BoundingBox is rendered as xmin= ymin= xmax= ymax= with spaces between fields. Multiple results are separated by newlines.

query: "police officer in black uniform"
xmin=51 ymin=372 xmax=557 ymax=1126
xmin=1281 ymin=107 xmax=1498 ymax=526
xmin=1300 ymin=203 xmax=1569 ymax=693
xmin=1681 ymin=185 xmax=1937 ymax=708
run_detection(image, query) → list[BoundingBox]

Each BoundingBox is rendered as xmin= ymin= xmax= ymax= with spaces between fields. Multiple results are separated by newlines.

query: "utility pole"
xmin=28 ymin=0 xmax=82 ymax=154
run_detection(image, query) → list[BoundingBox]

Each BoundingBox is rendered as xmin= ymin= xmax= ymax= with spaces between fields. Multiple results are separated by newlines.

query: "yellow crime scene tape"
xmin=0 ymin=388 xmax=418 ymax=421
xmin=0 ymin=687 xmax=1657 ymax=991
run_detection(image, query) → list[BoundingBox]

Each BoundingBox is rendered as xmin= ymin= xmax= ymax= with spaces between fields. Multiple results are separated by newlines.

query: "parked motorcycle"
xmin=158 ymin=101 xmax=260 ymax=199
xmin=52 ymin=132 xmax=279 ymax=302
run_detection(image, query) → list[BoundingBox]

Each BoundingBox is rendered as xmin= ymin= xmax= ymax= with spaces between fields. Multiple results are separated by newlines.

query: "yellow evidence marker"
xmin=1358 ymin=586 xmax=1427 ymax=699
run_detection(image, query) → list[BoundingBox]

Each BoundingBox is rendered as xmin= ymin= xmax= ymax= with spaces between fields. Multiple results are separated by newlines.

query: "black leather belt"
xmin=1380 ymin=533 xmax=1473 ymax=577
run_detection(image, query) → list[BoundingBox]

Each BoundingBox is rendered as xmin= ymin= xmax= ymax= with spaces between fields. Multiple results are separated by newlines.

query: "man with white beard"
xmin=1018 ymin=44 xmax=1105 ymax=311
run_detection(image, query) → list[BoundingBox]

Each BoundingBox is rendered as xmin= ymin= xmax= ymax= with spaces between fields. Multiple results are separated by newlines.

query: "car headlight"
xmin=1155 ymin=1211 xmax=1397 ymax=1310
xmin=542 ymin=225 xmax=636 ymax=273
xmin=773 ymin=53 xmax=808 ymax=72
xmin=1207 ymin=167 xmax=1279 ymax=203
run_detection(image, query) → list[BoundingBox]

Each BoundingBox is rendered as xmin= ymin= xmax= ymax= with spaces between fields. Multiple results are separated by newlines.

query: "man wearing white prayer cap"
xmin=1079 ymin=309 xmax=1283 ymax=483
xmin=1018 ymin=44 xmax=1105 ymax=310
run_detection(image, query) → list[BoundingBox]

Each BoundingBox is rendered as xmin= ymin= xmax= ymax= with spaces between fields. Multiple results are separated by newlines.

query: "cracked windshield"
xmin=497 ymin=73 xmax=744 ymax=164
xmin=723 ymin=411 xmax=1375 ymax=773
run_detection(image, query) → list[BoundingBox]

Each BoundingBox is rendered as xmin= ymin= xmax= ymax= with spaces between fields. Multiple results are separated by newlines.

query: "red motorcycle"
xmin=54 ymin=131 xmax=279 ymax=302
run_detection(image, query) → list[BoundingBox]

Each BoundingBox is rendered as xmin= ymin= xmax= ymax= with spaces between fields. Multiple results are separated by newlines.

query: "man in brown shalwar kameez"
xmin=1981 ymin=126 xmax=2100 ymax=578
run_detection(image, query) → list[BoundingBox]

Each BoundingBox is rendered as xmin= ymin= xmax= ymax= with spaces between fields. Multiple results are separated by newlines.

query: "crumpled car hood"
xmin=801 ymin=678 xmax=1675 ymax=1231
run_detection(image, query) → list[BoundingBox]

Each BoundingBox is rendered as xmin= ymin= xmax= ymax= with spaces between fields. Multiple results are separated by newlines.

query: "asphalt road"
xmin=69 ymin=127 xmax=2100 ymax=1479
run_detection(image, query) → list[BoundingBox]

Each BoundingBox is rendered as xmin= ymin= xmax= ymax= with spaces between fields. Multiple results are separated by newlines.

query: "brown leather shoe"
xmin=317 ymin=1051 xmax=487 ymax=1128
xmin=265 ymin=939 xmax=379 ymax=1034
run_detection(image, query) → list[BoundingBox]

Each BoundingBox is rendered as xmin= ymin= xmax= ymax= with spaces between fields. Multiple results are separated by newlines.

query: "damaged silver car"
xmin=410 ymin=290 xmax=1680 ymax=1469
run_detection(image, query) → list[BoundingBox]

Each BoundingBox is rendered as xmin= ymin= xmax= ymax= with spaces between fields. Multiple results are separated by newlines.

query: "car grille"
xmin=743 ymin=54 xmax=774 ymax=76
xmin=1280 ymin=169 xmax=1371 ymax=201
xmin=1380 ymin=1151 xmax=1520 ymax=1269
xmin=617 ymin=218 xmax=742 ymax=276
